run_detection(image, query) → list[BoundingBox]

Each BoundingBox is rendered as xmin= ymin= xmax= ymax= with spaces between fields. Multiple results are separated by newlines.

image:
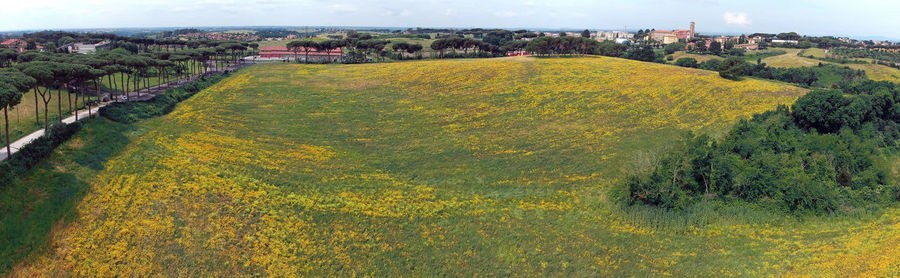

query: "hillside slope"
xmin=13 ymin=57 xmax=895 ymax=276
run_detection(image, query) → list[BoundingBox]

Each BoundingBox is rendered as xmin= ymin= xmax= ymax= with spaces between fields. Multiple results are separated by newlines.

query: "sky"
xmin=2 ymin=0 xmax=899 ymax=40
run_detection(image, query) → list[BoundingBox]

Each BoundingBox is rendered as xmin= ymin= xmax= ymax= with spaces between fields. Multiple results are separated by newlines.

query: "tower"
xmin=690 ymin=22 xmax=695 ymax=39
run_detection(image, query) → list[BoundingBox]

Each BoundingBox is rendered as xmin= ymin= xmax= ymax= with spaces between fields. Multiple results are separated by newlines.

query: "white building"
xmin=594 ymin=31 xmax=634 ymax=41
xmin=66 ymin=41 xmax=108 ymax=54
xmin=771 ymin=39 xmax=799 ymax=44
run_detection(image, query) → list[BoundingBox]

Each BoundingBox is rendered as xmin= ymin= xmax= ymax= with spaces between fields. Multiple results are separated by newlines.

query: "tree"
xmin=791 ymin=89 xmax=852 ymax=133
xmin=483 ymin=30 xmax=514 ymax=47
xmin=664 ymin=42 xmax=687 ymax=55
xmin=708 ymin=41 xmax=722 ymax=55
xmin=287 ymin=40 xmax=318 ymax=63
xmin=777 ymin=32 xmax=801 ymax=40
xmin=674 ymin=57 xmax=699 ymax=68
xmin=595 ymin=40 xmax=627 ymax=57
xmin=0 ymin=48 xmax=18 ymax=67
xmin=406 ymin=43 xmax=423 ymax=58
xmin=694 ymin=41 xmax=707 ymax=52
xmin=718 ymin=57 xmax=750 ymax=80
xmin=58 ymin=36 xmax=75 ymax=47
xmin=623 ymin=44 xmax=660 ymax=62
xmin=0 ymin=68 xmax=35 ymax=157
xmin=392 ymin=42 xmax=410 ymax=60
xmin=581 ymin=29 xmax=591 ymax=38
xmin=16 ymin=61 xmax=61 ymax=131
xmin=431 ymin=39 xmax=449 ymax=58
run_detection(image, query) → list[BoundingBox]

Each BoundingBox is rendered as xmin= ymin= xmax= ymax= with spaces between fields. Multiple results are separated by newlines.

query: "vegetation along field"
xmin=7 ymin=56 xmax=900 ymax=276
xmin=764 ymin=48 xmax=900 ymax=83
xmin=4 ymin=89 xmax=95 ymax=143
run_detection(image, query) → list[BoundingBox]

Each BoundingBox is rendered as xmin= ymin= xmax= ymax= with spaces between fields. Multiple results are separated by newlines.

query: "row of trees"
xmin=0 ymin=44 xmax=239 ymax=157
xmin=430 ymin=37 xmax=502 ymax=58
xmin=390 ymin=42 xmax=423 ymax=60
xmin=286 ymin=37 xmax=393 ymax=63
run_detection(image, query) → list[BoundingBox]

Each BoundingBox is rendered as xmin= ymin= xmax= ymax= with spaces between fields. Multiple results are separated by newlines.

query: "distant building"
xmin=734 ymin=43 xmax=759 ymax=50
xmin=672 ymin=22 xmax=695 ymax=40
xmin=614 ymin=38 xmax=632 ymax=44
xmin=507 ymin=50 xmax=530 ymax=56
xmin=594 ymin=31 xmax=633 ymax=41
xmin=771 ymin=39 xmax=799 ymax=44
xmin=1 ymin=39 xmax=27 ymax=52
xmin=63 ymin=41 xmax=108 ymax=54
xmin=651 ymin=30 xmax=678 ymax=44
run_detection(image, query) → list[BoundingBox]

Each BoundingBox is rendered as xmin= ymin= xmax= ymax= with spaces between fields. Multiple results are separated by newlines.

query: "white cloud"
xmin=723 ymin=12 xmax=751 ymax=25
xmin=494 ymin=11 xmax=518 ymax=17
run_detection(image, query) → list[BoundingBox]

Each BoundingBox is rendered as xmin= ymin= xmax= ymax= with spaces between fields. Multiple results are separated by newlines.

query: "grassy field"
xmin=2 ymin=89 xmax=97 ymax=143
xmin=7 ymin=57 xmax=900 ymax=276
xmin=799 ymin=47 xmax=828 ymax=58
xmin=669 ymin=49 xmax=786 ymax=64
xmin=764 ymin=48 xmax=900 ymax=83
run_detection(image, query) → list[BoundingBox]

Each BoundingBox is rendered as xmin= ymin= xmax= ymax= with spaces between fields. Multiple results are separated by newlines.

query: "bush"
xmin=623 ymin=44 xmax=661 ymax=62
xmin=674 ymin=58 xmax=699 ymax=68
xmin=698 ymin=59 xmax=722 ymax=71
xmin=0 ymin=121 xmax=84 ymax=186
xmin=718 ymin=57 xmax=750 ymax=80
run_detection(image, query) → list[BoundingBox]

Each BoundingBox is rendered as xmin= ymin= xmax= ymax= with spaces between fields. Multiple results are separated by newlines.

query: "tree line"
xmin=0 ymin=41 xmax=249 ymax=158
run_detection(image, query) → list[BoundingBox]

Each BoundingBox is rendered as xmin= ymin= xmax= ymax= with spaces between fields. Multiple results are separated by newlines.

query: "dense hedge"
xmin=688 ymin=58 xmax=868 ymax=88
xmin=619 ymin=80 xmax=900 ymax=214
xmin=0 ymin=121 xmax=84 ymax=185
xmin=99 ymin=72 xmax=231 ymax=123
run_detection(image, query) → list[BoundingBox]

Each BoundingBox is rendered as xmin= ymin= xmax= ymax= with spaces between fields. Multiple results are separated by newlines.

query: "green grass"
xmin=6 ymin=58 xmax=900 ymax=276
xmin=3 ymin=89 xmax=98 ymax=143
xmin=0 ymin=119 xmax=134 ymax=272
xmin=799 ymin=48 xmax=828 ymax=58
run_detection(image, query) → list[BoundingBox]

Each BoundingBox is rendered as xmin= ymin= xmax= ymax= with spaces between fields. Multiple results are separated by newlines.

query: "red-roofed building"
xmin=673 ymin=30 xmax=692 ymax=40
xmin=2 ymin=38 xmax=43 ymax=53
xmin=2 ymin=39 xmax=26 ymax=53
xmin=259 ymin=46 xmax=343 ymax=62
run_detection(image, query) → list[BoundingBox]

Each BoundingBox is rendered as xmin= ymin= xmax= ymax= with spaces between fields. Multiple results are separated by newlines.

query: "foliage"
xmin=0 ymin=121 xmax=84 ymax=186
xmin=674 ymin=57 xmax=699 ymax=68
xmin=99 ymin=73 xmax=231 ymax=123
xmin=719 ymin=57 xmax=750 ymax=80
xmin=622 ymin=85 xmax=900 ymax=213
xmin=623 ymin=44 xmax=662 ymax=62
xmin=664 ymin=42 xmax=686 ymax=55
xmin=0 ymin=120 xmax=132 ymax=274
xmin=832 ymin=47 xmax=900 ymax=64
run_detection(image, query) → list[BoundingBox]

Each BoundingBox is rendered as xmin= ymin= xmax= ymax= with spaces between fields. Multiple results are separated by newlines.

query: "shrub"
xmin=0 ymin=121 xmax=84 ymax=186
xmin=718 ymin=57 xmax=750 ymax=80
xmin=674 ymin=58 xmax=699 ymax=68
